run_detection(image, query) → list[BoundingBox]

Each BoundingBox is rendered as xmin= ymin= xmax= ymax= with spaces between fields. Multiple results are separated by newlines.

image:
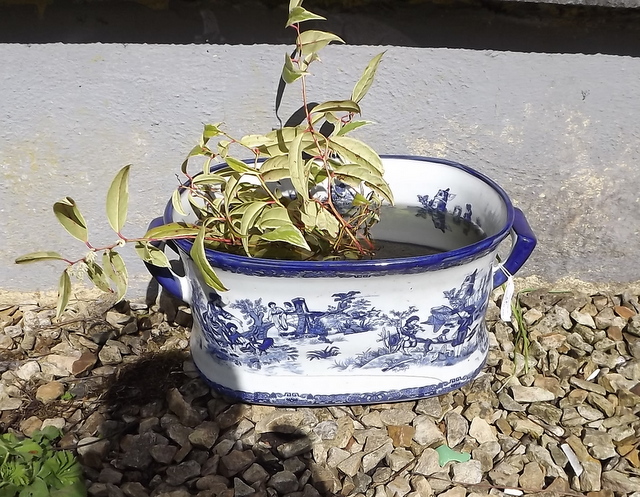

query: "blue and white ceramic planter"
xmin=147 ymin=156 xmax=536 ymax=405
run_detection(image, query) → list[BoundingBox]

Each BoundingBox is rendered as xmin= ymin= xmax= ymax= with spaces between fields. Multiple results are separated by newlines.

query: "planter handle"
xmin=144 ymin=217 xmax=192 ymax=304
xmin=492 ymin=208 xmax=537 ymax=288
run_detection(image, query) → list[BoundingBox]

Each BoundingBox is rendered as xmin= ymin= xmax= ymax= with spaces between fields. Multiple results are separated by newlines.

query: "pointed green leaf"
xmin=288 ymin=133 xmax=309 ymax=200
xmin=134 ymin=241 xmax=171 ymax=268
xmin=86 ymin=260 xmax=111 ymax=293
xmin=102 ymin=250 xmax=128 ymax=302
xmin=15 ymin=251 xmax=65 ymax=264
xmin=311 ymin=100 xmax=361 ymax=115
xmin=298 ymin=30 xmax=344 ymax=55
xmin=257 ymin=206 xmax=293 ymax=230
xmin=217 ymin=140 xmax=231 ymax=158
xmin=191 ymin=225 xmax=228 ymax=292
xmin=203 ymin=123 xmax=223 ymax=139
xmin=56 ymin=270 xmax=71 ymax=319
xmin=337 ymin=120 xmax=372 ymax=136
xmin=240 ymin=134 xmax=270 ymax=149
xmin=53 ymin=197 xmax=88 ymax=243
xmin=225 ymin=157 xmax=259 ymax=175
xmin=240 ymin=202 xmax=268 ymax=255
xmin=191 ymin=172 xmax=227 ymax=185
xmin=260 ymin=225 xmax=310 ymax=251
xmin=171 ymin=188 xmax=188 ymax=217
xmin=106 ymin=165 xmax=130 ymax=233
xmin=282 ymin=53 xmax=308 ymax=84
xmin=289 ymin=0 xmax=302 ymax=12
xmin=286 ymin=6 xmax=325 ymax=27
xmin=260 ymin=156 xmax=290 ymax=181
xmin=300 ymin=201 xmax=320 ymax=230
xmin=330 ymin=135 xmax=385 ymax=174
xmin=144 ymin=222 xmax=199 ymax=241
xmin=352 ymin=192 xmax=370 ymax=206
xmin=351 ymin=52 xmax=385 ymax=103
xmin=316 ymin=207 xmax=340 ymax=238
xmin=333 ymin=163 xmax=394 ymax=204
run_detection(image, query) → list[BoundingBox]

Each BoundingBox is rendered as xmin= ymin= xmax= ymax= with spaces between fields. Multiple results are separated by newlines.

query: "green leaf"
xmin=240 ymin=202 xmax=268 ymax=255
xmin=352 ymin=192 xmax=370 ymax=206
xmin=256 ymin=206 xmax=292 ymax=230
xmin=298 ymin=30 xmax=344 ymax=55
xmin=316 ymin=207 xmax=340 ymax=237
xmin=106 ymin=165 xmax=130 ymax=233
xmin=336 ymin=120 xmax=372 ymax=136
xmin=289 ymin=0 xmax=302 ymax=12
xmin=239 ymin=134 xmax=270 ymax=149
xmin=288 ymin=133 xmax=309 ymax=200
xmin=259 ymin=156 xmax=290 ymax=181
xmin=300 ymin=201 xmax=320 ymax=230
xmin=102 ymin=250 xmax=127 ymax=302
xmin=191 ymin=225 xmax=228 ymax=292
xmin=56 ymin=270 xmax=71 ymax=320
xmin=86 ymin=260 xmax=111 ymax=293
xmin=171 ymin=188 xmax=188 ymax=217
xmin=53 ymin=197 xmax=88 ymax=243
xmin=311 ymin=100 xmax=361 ymax=115
xmin=260 ymin=225 xmax=310 ymax=251
xmin=282 ymin=53 xmax=308 ymax=84
xmin=330 ymin=135 xmax=385 ymax=174
xmin=134 ymin=242 xmax=171 ymax=268
xmin=15 ymin=251 xmax=65 ymax=264
xmin=18 ymin=476 xmax=48 ymax=497
xmin=351 ymin=52 xmax=385 ymax=103
xmin=144 ymin=223 xmax=199 ymax=241
xmin=191 ymin=173 xmax=227 ymax=185
xmin=217 ymin=140 xmax=231 ymax=158
xmin=203 ymin=123 xmax=223 ymax=140
xmin=286 ymin=6 xmax=325 ymax=27
xmin=225 ymin=157 xmax=258 ymax=175
xmin=333 ymin=163 xmax=394 ymax=204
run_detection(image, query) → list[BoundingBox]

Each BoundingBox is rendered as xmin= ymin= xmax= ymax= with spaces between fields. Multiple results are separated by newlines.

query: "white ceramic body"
xmin=148 ymin=156 xmax=536 ymax=405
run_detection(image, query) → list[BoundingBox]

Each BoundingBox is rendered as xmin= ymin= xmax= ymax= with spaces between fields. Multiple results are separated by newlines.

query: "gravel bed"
xmin=0 ymin=284 xmax=639 ymax=497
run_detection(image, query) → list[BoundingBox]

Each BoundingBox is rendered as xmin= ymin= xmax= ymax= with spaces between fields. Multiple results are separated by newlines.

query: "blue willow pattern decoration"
xmin=190 ymin=266 xmax=492 ymax=375
xmin=417 ymin=188 xmax=477 ymax=233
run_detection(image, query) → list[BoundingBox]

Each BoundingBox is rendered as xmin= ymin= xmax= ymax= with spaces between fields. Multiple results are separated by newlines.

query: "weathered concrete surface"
xmin=1 ymin=44 xmax=639 ymax=295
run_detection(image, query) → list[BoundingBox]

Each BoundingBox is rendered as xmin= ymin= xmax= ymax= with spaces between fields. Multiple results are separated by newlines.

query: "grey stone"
xmin=602 ymin=470 xmax=640 ymax=494
xmin=414 ymin=397 xmax=443 ymax=419
xmin=498 ymin=391 xmax=526 ymax=411
xmin=469 ymin=417 xmax=497 ymax=443
xmin=472 ymin=441 xmax=501 ymax=472
xmin=362 ymin=440 xmax=394 ymax=473
xmin=414 ymin=448 xmax=441 ymax=477
xmin=583 ymin=429 xmax=617 ymax=460
xmin=570 ymin=377 xmax=607 ymax=395
xmin=511 ymin=385 xmax=556 ymax=402
xmin=571 ymin=309 xmax=596 ymax=329
xmin=337 ymin=452 xmax=363 ymax=477
xmin=120 ymin=482 xmax=149 ymax=497
xmin=77 ymin=437 xmax=112 ymax=470
xmin=519 ymin=462 xmax=545 ymax=490
xmin=232 ymin=477 xmax=255 ymax=497
xmin=313 ymin=420 xmax=338 ymax=440
xmin=268 ymin=470 xmax=299 ymax=494
xmin=220 ymin=450 xmax=256 ymax=477
xmin=242 ymin=463 xmax=270 ymax=485
xmin=412 ymin=415 xmax=446 ymax=447
xmin=444 ymin=411 xmax=468 ymax=448
xmin=452 ymin=459 xmax=483 ymax=485
xmin=188 ymin=421 xmax=220 ymax=449
xmin=379 ymin=408 xmax=416 ymax=426
xmin=386 ymin=447 xmax=414 ymax=472
xmin=150 ymin=444 xmax=177 ymax=464
xmin=165 ymin=460 xmax=201 ymax=486
xmin=167 ymin=388 xmax=205 ymax=427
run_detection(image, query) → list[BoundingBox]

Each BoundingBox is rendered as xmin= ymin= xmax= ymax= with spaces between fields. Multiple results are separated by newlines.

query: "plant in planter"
xmin=17 ymin=0 xmax=536 ymax=405
xmin=17 ymin=0 xmax=389 ymax=316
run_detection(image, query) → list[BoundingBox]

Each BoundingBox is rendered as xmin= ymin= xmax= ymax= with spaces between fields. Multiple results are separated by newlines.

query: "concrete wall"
xmin=1 ymin=42 xmax=640 ymax=294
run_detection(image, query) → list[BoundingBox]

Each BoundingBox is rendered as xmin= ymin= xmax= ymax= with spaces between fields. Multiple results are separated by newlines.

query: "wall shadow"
xmin=1 ymin=0 xmax=640 ymax=56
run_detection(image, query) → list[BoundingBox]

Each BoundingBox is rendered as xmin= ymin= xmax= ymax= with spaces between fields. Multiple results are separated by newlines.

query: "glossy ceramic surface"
xmin=146 ymin=156 xmax=536 ymax=405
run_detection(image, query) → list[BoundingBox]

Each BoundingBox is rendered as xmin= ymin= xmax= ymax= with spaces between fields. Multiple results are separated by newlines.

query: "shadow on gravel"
xmin=85 ymin=345 xmax=335 ymax=495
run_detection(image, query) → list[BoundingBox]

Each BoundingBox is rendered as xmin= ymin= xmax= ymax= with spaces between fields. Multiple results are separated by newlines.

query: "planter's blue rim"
xmin=196 ymin=359 xmax=486 ymax=406
xmin=163 ymin=155 xmax=514 ymax=277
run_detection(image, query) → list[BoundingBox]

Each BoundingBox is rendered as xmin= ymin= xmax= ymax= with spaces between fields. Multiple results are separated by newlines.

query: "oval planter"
xmin=146 ymin=155 xmax=536 ymax=405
